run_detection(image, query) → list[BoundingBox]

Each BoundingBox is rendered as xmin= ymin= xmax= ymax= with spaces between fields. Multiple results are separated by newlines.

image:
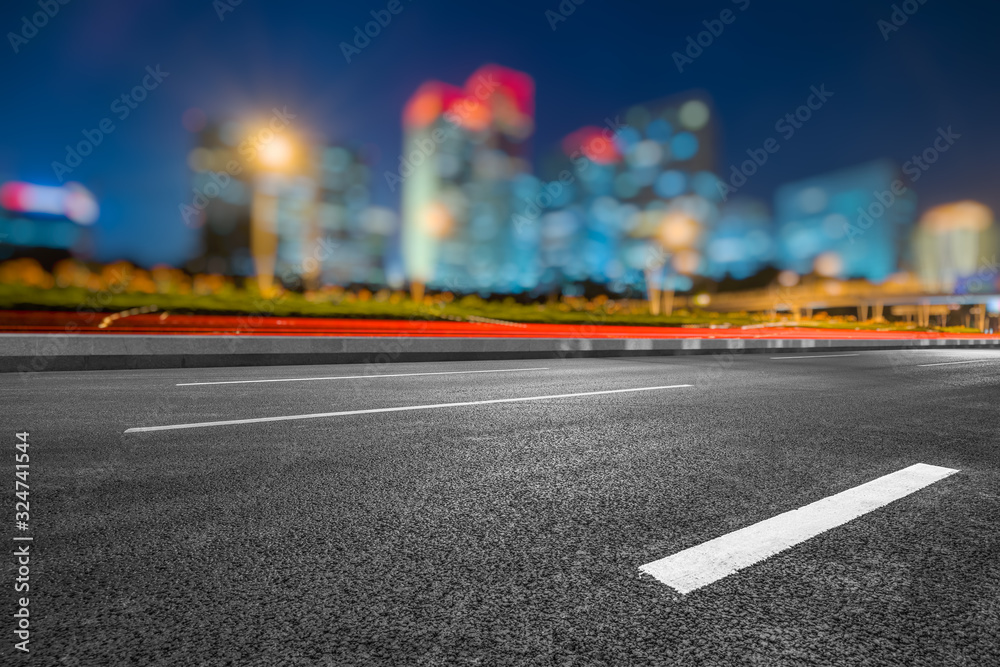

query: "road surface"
xmin=4 ymin=349 xmax=998 ymax=665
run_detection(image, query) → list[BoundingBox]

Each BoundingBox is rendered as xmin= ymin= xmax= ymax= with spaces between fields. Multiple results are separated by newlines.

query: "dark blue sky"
xmin=2 ymin=0 xmax=998 ymax=266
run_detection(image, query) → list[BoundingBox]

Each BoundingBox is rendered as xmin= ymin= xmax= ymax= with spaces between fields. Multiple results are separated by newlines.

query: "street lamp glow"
xmin=258 ymin=136 xmax=293 ymax=169
xmin=777 ymin=270 xmax=800 ymax=287
xmin=658 ymin=212 xmax=699 ymax=250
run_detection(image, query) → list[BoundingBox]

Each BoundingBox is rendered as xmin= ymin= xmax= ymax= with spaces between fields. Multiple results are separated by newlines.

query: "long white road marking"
xmin=125 ymin=384 xmax=693 ymax=433
xmin=639 ymin=463 xmax=958 ymax=594
xmin=917 ymin=359 xmax=997 ymax=367
xmin=176 ymin=366 xmax=550 ymax=387
xmin=770 ymin=353 xmax=861 ymax=360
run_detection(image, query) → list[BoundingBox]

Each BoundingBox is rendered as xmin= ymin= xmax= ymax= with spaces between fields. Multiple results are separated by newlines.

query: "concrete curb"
xmin=1 ymin=333 xmax=998 ymax=373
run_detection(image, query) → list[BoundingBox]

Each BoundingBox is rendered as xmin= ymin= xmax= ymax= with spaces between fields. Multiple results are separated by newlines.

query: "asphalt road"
xmin=4 ymin=349 xmax=999 ymax=665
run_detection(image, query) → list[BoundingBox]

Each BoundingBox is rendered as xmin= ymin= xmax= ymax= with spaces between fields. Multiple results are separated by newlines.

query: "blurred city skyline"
xmin=2 ymin=0 xmax=999 ymax=268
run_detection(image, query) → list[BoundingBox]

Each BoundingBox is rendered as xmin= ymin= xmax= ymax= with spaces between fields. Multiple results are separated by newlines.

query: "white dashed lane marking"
xmin=126 ymin=384 xmax=693 ymax=433
xmin=639 ymin=463 xmax=959 ymax=594
xmin=176 ymin=366 xmax=550 ymax=386
xmin=917 ymin=359 xmax=998 ymax=367
xmin=770 ymin=354 xmax=861 ymax=360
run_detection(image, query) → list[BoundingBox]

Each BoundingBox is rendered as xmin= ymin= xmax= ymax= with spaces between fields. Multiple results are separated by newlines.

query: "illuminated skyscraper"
xmin=536 ymin=93 xmax=721 ymax=301
xmin=185 ymin=122 xmax=254 ymax=277
xmin=400 ymin=65 xmax=536 ymax=296
xmin=774 ymin=160 xmax=917 ymax=283
xmin=315 ymin=146 xmax=395 ymax=287
xmin=913 ymin=201 xmax=997 ymax=294
xmin=186 ymin=122 xmax=391 ymax=288
xmin=703 ymin=197 xmax=774 ymax=281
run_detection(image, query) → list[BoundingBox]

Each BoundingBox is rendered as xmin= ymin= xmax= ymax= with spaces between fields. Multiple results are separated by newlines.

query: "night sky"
xmin=2 ymin=0 xmax=998 ymax=267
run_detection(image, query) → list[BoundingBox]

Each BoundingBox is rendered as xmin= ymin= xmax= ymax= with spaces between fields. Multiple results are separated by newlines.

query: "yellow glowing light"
xmin=920 ymin=201 xmax=993 ymax=232
xmin=423 ymin=201 xmax=453 ymax=239
xmin=777 ymin=270 xmax=800 ymax=287
xmin=658 ymin=212 xmax=699 ymax=250
xmin=814 ymin=252 xmax=843 ymax=278
xmin=258 ymin=136 xmax=293 ymax=169
xmin=672 ymin=249 xmax=701 ymax=275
